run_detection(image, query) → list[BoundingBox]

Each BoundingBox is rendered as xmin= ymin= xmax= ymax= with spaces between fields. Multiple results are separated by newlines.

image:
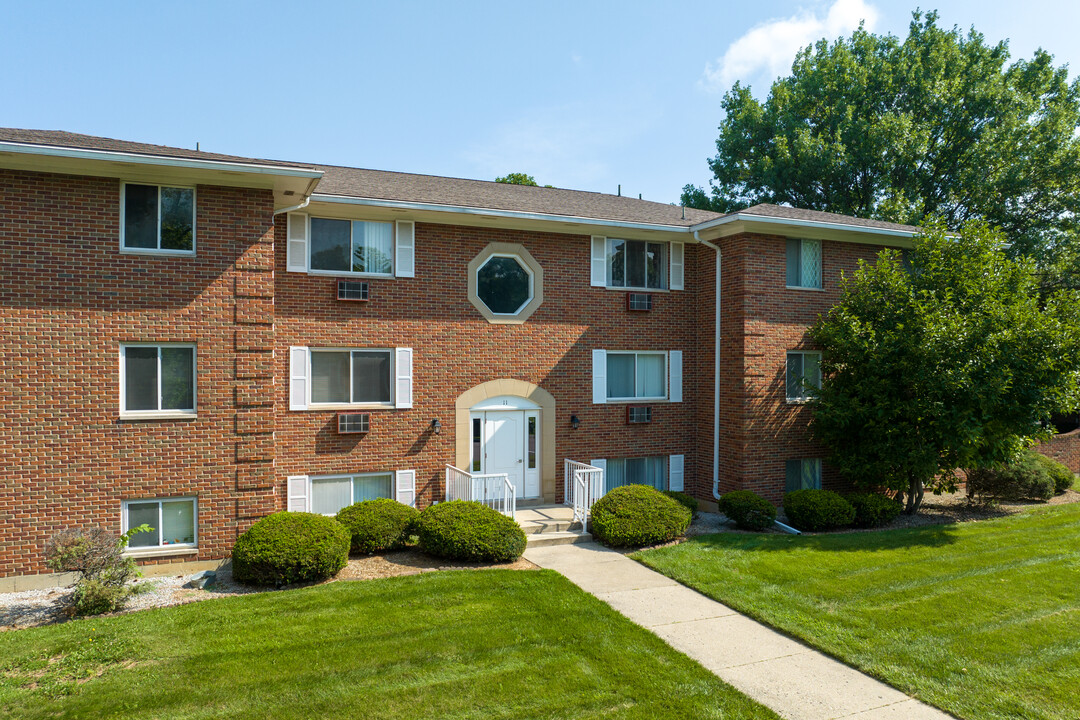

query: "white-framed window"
xmin=119 ymin=343 xmax=196 ymax=418
xmin=786 ymin=238 xmax=821 ymax=289
xmin=288 ymin=470 xmax=416 ymax=512
xmin=607 ymin=238 xmax=667 ymax=290
xmin=786 ymin=351 xmax=821 ymax=403
xmin=607 ymin=351 xmax=667 ymax=401
xmin=476 ymin=253 xmax=534 ymax=316
xmin=604 ymin=456 xmax=668 ymax=493
xmin=310 ymin=473 xmax=394 ymax=516
xmin=290 ymin=347 xmax=412 ymax=410
xmin=123 ymin=497 xmax=197 ymax=550
xmin=785 ymin=459 xmax=822 ymax=492
xmin=309 ymin=217 xmax=394 ymax=276
xmin=121 ymin=183 xmax=195 ymax=255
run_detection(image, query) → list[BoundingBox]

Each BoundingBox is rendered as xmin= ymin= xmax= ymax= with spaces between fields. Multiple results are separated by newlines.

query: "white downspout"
xmin=275 ymin=195 xmax=311 ymax=215
xmin=695 ymin=232 xmax=723 ymax=501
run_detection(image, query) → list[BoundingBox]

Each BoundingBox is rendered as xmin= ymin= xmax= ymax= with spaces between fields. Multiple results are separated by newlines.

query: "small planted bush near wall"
xmin=783 ymin=489 xmax=856 ymax=532
xmin=336 ymin=499 xmax=419 ymax=555
xmin=662 ymin=491 xmax=700 ymax=515
xmin=45 ymin=525 xmax=148 ymax=616
xmin=967 ymin=453 xmax=1055 ymax=503
xmin=232 ymin=512 xmax=350 ymax=586
xmin=590 ymin=485 xmax=691 ymax=548
xmin=416 ymin=501 xmax=527 ymax=562
xmin=718 ymin=490 xmax=776 ymax=531
xmin=1030 ymin=452 xmax=1076 ymax=495
xmin=847 ymin=492 xmax=903 ymax=528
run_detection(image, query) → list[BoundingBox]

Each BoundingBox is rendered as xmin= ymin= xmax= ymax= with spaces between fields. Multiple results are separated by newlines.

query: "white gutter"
xmin=311 ymin=193 xmax=696 ymax=235
xmin=274 ymin=175 xmax=321 ymax=214
xmin=695 ymin=232 xmax=723 ymax=502
xmin=690 ymin=211 xmax=918 ymax=238
xmin=0 ymin=140 xmax=324 ymax=179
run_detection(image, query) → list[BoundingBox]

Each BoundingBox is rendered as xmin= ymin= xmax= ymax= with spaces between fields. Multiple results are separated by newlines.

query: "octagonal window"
xmin=477 ymin=255 xmax=533 ymax=315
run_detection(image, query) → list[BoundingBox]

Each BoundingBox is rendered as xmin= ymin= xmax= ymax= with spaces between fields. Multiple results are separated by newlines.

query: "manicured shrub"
xmin=416 ymin=501 xmax=527 ymax=562
xmin=232 ymin=512 xmax=350 ymax=586
xmin=662 ymin=491 xmax=700 ymax=515
xmin=783 ymin=489 xmax=856 ymax=532
xmin=590 ymin=485 xmax=691 ymax=548
xmin=1030 ymin=452 xmax=1076 ymax=495
xmin=718 ymin=490 xmax=776 ymax=531
xmin=847 ymin=492 xmax=903 ymax=528
xmin=966 ymin=453 xmax=1055 ymax=502
xmin=336 ymin=498 xmax=420 ymax=554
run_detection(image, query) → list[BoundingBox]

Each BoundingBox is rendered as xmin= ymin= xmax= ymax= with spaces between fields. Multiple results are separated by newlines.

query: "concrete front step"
xmin=519 ymin=520 xmax=582 ymax=535
xmin=526 ymin=531 xmax=593 ymax=547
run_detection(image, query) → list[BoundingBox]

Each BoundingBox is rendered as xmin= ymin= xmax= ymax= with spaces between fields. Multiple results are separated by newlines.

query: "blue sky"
xmin=2 ymin=1 xmax=1077 ymax=204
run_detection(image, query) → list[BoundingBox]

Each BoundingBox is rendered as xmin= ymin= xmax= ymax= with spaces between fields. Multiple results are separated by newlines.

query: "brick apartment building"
xmin=0 ymin=129 xmax=1073 ymax=588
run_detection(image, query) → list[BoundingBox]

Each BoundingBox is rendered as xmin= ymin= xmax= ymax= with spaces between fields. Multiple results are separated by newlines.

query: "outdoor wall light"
xmin=570 ymin=414 xmax=580 ymax=430
xmin=431 ymin=418 xmax=441 ymax=435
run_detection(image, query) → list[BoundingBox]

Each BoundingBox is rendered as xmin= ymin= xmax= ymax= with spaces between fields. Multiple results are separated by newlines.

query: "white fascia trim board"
xmin=690 ymin=212 xmax=919 ymax=239
xmin=310 ymin=193 xmax=696 ymax=234
xmin=0 ymin=141 xmax=324 ymax=180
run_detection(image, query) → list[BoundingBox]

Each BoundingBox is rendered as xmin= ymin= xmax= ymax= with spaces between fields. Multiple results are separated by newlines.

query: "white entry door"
xmin=470 ymin=409 xmax=540 ymax=499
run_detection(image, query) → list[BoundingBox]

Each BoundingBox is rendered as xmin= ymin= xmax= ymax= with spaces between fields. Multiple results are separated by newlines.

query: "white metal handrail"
xmin=445 ymin=465 xmax=516 ymax=519
xmin=564 ymin=459 xmax=604 ymax=530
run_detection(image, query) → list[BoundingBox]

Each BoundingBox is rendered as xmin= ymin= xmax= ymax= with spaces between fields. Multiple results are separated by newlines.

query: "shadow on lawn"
xmin=692 ymin=522 xmax=962 ymax=553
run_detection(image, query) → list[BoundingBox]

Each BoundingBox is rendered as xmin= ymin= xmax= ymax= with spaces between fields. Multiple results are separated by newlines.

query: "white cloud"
xmin=701 ymin=0 xmax=879 ymax=91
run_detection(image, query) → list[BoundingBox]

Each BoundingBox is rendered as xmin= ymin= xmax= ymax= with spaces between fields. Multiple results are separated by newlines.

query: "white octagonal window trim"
xmin=467 ymin=242 xmax=544 ymax=324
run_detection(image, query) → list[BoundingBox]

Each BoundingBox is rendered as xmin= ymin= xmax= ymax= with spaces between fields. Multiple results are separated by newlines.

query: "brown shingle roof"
xmin=0 ymin=128 xmax=316 ymax=170
xmin=739 ymin=203 xmax=920 ymax=234
xmin=313 ymin=164 xmax=722 ymax=227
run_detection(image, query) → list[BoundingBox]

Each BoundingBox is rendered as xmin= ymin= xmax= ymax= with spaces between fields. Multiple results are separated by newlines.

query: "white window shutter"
xmin=287 ymin=475 xmax=309 ymax=512
xmin=395 ymin=221 xmax=415 ymax=278
xmin=396 ymin=469 xmax=416 ymax=508
xmin=592 ymin=349 xmax=607 ymax=404
xmin=670 ymin=242 xmax=684 ymax=291
xmin=286 ymin=213 xmax=308 ymax=273
xmin=669 ymin=350 xmax=682 ymax=403
xmin=395 ymin=348 xmax=413 ymax=409
xmin=590 ymin=236 xmax=607 ymax=286
xmin=589 ymin=459 xmax=607 ymax=498
xmin=289 ymin=346 xmax=308 ymax=410
xmin=669 ymin=455 xmax=685 ymax=492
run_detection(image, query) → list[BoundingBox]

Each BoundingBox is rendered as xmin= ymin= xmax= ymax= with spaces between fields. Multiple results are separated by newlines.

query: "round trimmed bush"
xmin=590 ymin=485 xmax=691 ymax=548
xmin=416 ymin=501 xmax=527 ymax=562
xmin=1030 ymin=452 xmax=1076 ymax=495
xmin=719 ymin=490 xmax=776 ymax=531
xmin=336 ymin=498 xmax=419 ymax=554
xmin=783 ymin=489 xmax=856 ymax=532
xmin=232 ymin=512 xmax=350 ymax=586
xmin=847 ymin=492 xmax=903 ymax=528
xmin=663 ymin=490 xmax=700 ymax=515
xmin=967 ymin=453 xmax=1055 ymax=502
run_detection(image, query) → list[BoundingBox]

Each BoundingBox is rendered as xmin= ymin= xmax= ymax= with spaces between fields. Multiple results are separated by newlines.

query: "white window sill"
xmin=605 ymin=398 xmax=671 ymax=404
xmin=123 ymin=546 xmax=198 ymax=559
xmin=307 ymin=269 xmax=393 ymax=279
xmin=785 ymin=285 xmax=824 ymax=292
xmin=120 ymin=248 xmax=196 ymax=258
xmin=785 ymin=398 xmax=814 ymax=405
xmin=305 ymin=403 xmax=394 ymax=411
xmin=604 ymin=286 xmax=670 ymax=293
xmin=119 ymin=411 xmax=197 ymax=421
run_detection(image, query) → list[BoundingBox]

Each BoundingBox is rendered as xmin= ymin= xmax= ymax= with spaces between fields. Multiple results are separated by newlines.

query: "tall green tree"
xmin=496 ymin=173 xmax=539 ymax=186
xmin=808 ymin=220 xmax=1080 ymax=513
xmin=684 ymin=11 xmax=1080 ymax=289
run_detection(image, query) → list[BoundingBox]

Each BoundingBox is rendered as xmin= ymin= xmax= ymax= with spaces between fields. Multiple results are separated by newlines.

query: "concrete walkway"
xmin=524 ymin=541 xmax=951 ymax=720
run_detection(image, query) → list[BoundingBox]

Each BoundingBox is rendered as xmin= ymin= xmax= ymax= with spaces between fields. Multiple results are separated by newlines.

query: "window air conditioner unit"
xmin=337 ymin=412 xmax=370 ymax=434
xmin=337 ymin=280 xmax=369 ymax=302
xmin=626 ymin=292 xmax=652 ymax=311
xmin=627 ymin=406 xmax=652 ymax=424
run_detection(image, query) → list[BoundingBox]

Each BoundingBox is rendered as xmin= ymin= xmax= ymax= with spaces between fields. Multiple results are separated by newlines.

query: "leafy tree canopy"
xmin=496 ymin=172 xmax=539 ymax=186
xmin=808 ymin=220 xmax=1080 ymax=512
xmin=683 ymin=11 xmax=1080 ymax=289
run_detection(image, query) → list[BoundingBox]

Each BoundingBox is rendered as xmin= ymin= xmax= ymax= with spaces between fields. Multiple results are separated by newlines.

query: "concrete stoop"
xmin=518 ymin=505 xmax=592 ymax=547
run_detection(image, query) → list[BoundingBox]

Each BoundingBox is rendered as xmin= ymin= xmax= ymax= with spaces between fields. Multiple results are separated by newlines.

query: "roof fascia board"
xmin=691 ymin=211 xmax=918 ymax=239
xmin=310 ymin=193 xmax=696 ymax=235
xmin=0 ymin=140 xmax=323 ymax=180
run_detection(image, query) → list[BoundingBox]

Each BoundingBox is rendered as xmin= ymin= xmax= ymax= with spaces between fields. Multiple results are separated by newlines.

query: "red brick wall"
xmin=0 ymin=169 xmax=275 ymax=577
xmin=718 ymin=233 xmax=888 ymax=503
xmin=273 ymin=219 xmax=703 ymax=509
xmin=1036 ymin=430 xmax=1080 ymax=474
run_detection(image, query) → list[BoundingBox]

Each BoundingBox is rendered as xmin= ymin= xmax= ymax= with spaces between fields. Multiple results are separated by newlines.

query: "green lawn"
xmin=0 ymin=569 xmax=778 ymax=720
xmin=637 ymin=503 xmax=1080 ymax=720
